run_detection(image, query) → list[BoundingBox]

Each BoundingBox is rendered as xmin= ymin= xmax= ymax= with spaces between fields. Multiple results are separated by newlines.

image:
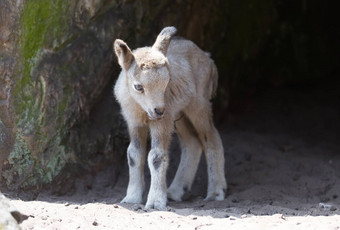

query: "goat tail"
xmin=210 ymin=62 xmax=219 ymax=99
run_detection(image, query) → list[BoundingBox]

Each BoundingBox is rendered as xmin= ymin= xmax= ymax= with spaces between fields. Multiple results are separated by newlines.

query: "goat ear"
xmin=114 ymin=39 xmax=134 ymax=70
xmin=152 ymin=26 xmax=177 ymax=56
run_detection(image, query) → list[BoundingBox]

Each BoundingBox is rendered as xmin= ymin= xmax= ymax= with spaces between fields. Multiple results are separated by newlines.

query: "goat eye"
xmin=134 ymin=84 xmax=144 ymax=92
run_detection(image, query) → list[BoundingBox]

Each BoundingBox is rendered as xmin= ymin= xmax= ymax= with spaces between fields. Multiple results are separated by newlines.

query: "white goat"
xmin=114 ymin=27 xmax=227 ymax=210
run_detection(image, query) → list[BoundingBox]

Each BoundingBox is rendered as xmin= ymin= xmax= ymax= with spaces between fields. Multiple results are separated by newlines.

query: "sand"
xmin=5 ymin=85 xmax=340 ymax=229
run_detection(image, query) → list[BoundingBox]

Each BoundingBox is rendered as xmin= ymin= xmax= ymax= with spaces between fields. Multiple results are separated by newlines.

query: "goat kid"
xmin=114 ymin=27 xmax=227 ymax=210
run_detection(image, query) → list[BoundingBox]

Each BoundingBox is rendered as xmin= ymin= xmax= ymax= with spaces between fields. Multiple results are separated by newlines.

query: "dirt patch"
xmin=5 ymin=84 xmax=340 ymax=229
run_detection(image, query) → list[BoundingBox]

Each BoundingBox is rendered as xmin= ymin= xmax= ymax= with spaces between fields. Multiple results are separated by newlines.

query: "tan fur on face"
xmin=113 ymin=27 xmax=227 ymax=210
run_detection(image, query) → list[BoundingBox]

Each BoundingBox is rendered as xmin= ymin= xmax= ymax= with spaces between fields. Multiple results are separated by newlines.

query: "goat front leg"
xmin=121 ymin=125 xmax=148 ymax=204
xmin=145 ymin=119 xmax=173 ymax=210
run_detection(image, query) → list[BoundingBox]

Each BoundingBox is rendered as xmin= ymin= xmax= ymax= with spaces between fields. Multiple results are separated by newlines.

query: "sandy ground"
xmin=5 ymin=85 xmax=340 ymax=229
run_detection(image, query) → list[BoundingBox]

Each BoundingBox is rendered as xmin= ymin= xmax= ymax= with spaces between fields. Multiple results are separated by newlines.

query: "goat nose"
xmin=154 ymin=107 xmax=165 ymax=116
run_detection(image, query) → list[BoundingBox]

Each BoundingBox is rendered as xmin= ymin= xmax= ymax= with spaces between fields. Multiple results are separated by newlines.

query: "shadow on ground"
xmin=13 ymin=81 xmax=340 ymax=215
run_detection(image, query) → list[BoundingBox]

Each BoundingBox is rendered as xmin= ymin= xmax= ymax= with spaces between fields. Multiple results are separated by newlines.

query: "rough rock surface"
xmin=0 ymin=0 xmax=234 ymax=192
xmin=1 ymin=0 xmax=127 ymax=192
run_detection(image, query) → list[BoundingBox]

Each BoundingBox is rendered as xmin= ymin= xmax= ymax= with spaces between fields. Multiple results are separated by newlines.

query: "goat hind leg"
xmin=185 ymin=106 xmax=227 ymax=201
xmin=168 ymin=116 xmax=202 ymax=201
xmin=203 ymin=124 xmax=227 ymax=201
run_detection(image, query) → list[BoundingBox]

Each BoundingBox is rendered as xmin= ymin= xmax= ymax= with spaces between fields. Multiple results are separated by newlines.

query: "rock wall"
xmin=0 ymin=0 xmax=233 ymax=192
xmin=0 ymin=0 xmax=133 ymax=191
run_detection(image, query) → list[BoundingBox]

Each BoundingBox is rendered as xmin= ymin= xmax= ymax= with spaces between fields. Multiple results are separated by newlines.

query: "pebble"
xmin=319 ymin=203 xmax=337 ymax=211
xmin=133 ymin=206 xmax=142 ymax=211
xmin=280 ymin=214 xmax=287 ymax=221
xmin=231 ymin=199 xmax=239 ymax=203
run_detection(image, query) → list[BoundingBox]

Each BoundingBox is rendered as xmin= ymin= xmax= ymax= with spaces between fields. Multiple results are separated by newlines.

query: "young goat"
xmin=113 ymin=27 xmax=227 ymax=210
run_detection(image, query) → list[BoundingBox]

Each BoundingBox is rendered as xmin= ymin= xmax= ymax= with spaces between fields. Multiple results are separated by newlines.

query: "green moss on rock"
xmin=9 ymin=0 xmax=71 ymax=188
xmin=15 ymin=0 xmax=70 ymax=129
